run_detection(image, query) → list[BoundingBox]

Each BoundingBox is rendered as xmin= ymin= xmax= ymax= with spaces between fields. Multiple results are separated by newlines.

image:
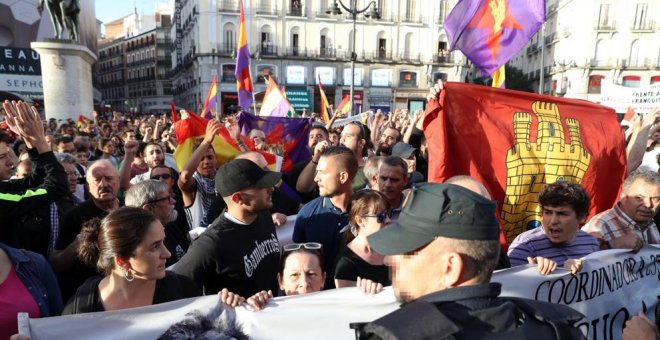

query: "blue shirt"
xmin=293 ymin=197 xmax=349 ymax=288
xmin=507 ymin=228 xmax=599 ymax=267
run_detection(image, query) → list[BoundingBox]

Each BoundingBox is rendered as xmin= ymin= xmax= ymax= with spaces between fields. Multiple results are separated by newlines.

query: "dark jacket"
xmin=358 ymin=283 xmax=586 ymax=340
xmin=0 ymin=149 xmax=68 ymax=252
xmin=1 ymin=242 xmax=63 ymax=317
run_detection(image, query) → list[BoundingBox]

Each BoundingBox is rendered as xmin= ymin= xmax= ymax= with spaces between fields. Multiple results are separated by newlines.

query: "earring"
xmin=122 ymin=267 xmax=135 ymax=282
xmin=350 ymin=224 xmax=358 ymax=237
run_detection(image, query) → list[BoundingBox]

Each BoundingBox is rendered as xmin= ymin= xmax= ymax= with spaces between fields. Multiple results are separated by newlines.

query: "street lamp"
xmin=327 ymin=0 xmax=380 ymax=116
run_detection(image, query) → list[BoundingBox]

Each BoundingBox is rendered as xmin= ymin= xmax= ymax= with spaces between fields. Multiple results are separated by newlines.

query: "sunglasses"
xmin=151 ymin=174 xmax=172 ymax=180
xmin=283 ymin=242 xmax=322 ymax=252
xmin=147 ymin=195 xmax=171 ymax=205
xmin=360 ymin=209 xmax=393 ymax=223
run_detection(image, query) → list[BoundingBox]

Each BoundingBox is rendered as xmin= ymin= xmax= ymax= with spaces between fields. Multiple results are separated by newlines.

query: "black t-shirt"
xmin=164 ymin=221 xmax=190 ymax=267
xmin=173 ymin=211 xmax=281 ymax=297
xmin=204 ymin=187 xmax=300 ymax=226
xmin=62 ymin=271 xmax=201 ymax=314
xmin=55 ymin=199 xmax=111 ymax=303
xmin=334 ymin=246 xmax=391 ymax=286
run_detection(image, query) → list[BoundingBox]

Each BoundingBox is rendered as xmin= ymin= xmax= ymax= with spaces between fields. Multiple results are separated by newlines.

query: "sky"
xmin=95 ymin=0 xmax=170 ymax=24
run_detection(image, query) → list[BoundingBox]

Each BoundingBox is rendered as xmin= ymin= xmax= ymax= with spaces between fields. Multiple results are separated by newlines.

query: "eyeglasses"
xmin=283 ymin=242 xmax=322 ymax=252
xmin=360 ymin=210 xmax=393 ymax=223
xmin=148 ymin=195 xmax=171 ymax=205
xmin=634 ymin=194 xmax=660 ymax=205
xmin=151 ymin=174 xmax=172 ymax=180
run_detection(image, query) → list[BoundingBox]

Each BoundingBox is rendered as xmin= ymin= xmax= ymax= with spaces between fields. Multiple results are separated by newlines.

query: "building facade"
xmin=170 ymin=0 xmax=467 ymax=115
xmin=510 ymin=0 xmax=659 ymax=107
xmin=97 ymin=8 xmax=174 ymax=112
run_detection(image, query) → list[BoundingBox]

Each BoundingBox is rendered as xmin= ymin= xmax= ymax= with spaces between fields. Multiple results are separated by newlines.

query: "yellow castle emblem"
xmin=501 ymin=101 xmax=591 ymax=243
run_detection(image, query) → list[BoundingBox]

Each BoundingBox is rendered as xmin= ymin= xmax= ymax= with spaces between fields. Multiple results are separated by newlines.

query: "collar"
xmin=614 ymin=203 xmax=651 ymax=230
xmin=415 ymin=283 xmax=501 ymax=306
xmin=223 ymin=211 xmax=249 ymax=225
xmin=0 ymin=242 xmax=30 ymax=265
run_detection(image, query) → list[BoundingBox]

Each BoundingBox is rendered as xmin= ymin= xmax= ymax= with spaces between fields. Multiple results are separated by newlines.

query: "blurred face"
xmin=239 ymin=186 xmax=274 ymax=213
xmin=45 ymin=135 xmax=55 ymax=149
xmin=328 ymin=132 xmax=339 ymax=146
xmin=385 ymin=239 xmax=442 ymax=303
xmin=150 ymin=167 xmax=174 ymax=189
xmin=314 ymin=156 xmax=343 ymax=197
xmin=144 ymin=144 xmax=164 ymax=168
xmin=619 ymin=179 xmax=660 ymax=225
xmin=403 ymin=155 xmax=416 ymax=173
xmin=308 ymin=128 xmax=327 ymax=150
xmin=149 ymin=189 xmax=178 ymax=224
xmin=249 ymin=130 xmax=266 ymax=149
xmin=541 ymin=205 xmax=583 ymax=244
xmin=102 ymin=142 xmax=116 ymax=155
xmin=278 ymin=252 xmax=326 ymax=295
xmin=378 ymin=164 xmax=407 ymax=203
xmin=197 ymin=147 xmax=217 ymax=178
xmin=87 ymin=163 xmax=120 ymax=202
xmin=58 ymin=141 xmax=75 ymax=154
xmin=62 ymin=163 xmax=79 ymax=193
xmin=340 ymin=124 xmax=362 ymax=155
xmin=126 ymin=220 xmax=171 ymax=280
xmin=15 ymin=162 xmax=31 ymax=179
xmin=0 ymin=146 xmax=16 ymax=181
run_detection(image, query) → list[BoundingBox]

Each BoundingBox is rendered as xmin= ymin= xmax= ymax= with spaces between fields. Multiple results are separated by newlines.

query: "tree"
xmin=471 ymin=65 xmax=534 ymax=93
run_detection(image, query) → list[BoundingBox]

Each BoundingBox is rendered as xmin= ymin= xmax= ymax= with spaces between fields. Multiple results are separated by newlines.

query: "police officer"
xmin=355 ymin=183 xmax=586 ymax=339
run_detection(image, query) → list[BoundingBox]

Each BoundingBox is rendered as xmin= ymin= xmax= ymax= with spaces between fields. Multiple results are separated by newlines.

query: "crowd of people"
xmin=0 ymin=80 xmax=659 ymax=339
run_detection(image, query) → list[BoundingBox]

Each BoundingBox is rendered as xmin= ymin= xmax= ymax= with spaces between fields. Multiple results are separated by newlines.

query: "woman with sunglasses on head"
xmin=219 ymin=242 xmax=327 ymax=311
xmin=62 ymin=207 xmax=200 ymax=314
xmin=334 ymin=190 xmax=392 ymax=293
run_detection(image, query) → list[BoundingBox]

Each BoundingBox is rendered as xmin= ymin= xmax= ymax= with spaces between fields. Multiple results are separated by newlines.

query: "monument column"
xmin=30 ymin=42 xmax=97 ymax=121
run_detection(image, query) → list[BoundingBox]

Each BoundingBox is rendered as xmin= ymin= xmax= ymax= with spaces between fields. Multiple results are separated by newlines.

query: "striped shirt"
xmin=582 ymin=204 xmax=660 ymax=245
xmin=507 ymin=228 xmax=599 ymax=267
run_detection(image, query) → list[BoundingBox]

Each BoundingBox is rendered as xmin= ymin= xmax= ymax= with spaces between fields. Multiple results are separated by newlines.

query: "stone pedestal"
xmin=30 ymin=42 xmax=97 ymax=121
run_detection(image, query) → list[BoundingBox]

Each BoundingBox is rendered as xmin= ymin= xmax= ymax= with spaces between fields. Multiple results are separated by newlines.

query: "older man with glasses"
xmin=150 ymin=164 xmax=190 ymax=235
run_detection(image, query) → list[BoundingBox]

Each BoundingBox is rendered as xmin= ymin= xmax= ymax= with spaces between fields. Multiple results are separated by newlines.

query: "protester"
xmin=0 ymin=100 xmax=68 ymax=256
xmin=125 ymin=180 xmax=190 ymax=266
xmin=356 ymin=183 xmax=586 ymax=339
xmin=150 ymin=164 xmax=190 ymax=235
xmin=583 ymin=169 xmax=660 ymax=250
xmin=363 ymin=156 xmax=384 ymax=190
xmin=293 ymin=146 xmax=356 ymax=289
xmin=0 ymin=242 xmax=63 ymax=339
xmin=375 ymin=126 xmax=401 ymax=156
xmin=63 ymin=207 xmax=200 ymax=314
xmin=291 ymin=125 xmax=329 ymax=202
xmin=123 ymin=141 xmax=166 ymax=187
xmin=508 ymin=182 xmax=598 ymax=275
xmin=390 ymin=141 xmax=425 ymax=187
xmin=50 ymin=159 xmax=122 ymax=301
xmin=335 ymin=190 xmax=391 ymax=293
xmin=377 ymin=156 xmax=409 ymax=218
xmin=623 ymin=307 xmax=660 ymax=340
xmin=339 ymin=122 xmax=369 ymax=189
xmin=174 ymin=158 xmax=281 ymax=297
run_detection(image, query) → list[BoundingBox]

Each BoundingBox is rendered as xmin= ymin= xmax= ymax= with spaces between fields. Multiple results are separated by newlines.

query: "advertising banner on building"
xmin=284 ymin=87 xmax=311 ymax=111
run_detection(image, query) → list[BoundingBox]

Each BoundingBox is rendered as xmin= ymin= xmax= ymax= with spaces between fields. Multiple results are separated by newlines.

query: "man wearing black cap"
xmin=173 ymin=158 xmax=282 ymax=298
xmin=390 ymin=141 xmax=425 ymax=187
xmin=357 ymin=183 xmax=586 ymax=339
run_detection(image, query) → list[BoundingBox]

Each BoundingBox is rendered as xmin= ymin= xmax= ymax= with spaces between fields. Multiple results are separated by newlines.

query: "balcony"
xmin=284 ymin=47 xmax=309 ymax=58
xmin=259 ymin=45 xmax=278 ymax=57
xmin=218 ymin=0 xmax=239 ymax=13
xmin=315 ymin=10 xmax=332 ymax=19
xmin=367 ymin=50 xmax=393 ymax=61
xmin=255 ymin=5 xmax=278 ymax=16
xmin=378 ymin=13 xmax=396 ymax=22
xmin=433 ymin=53 xmax=454 ymax=64
xmin=631 ymin=20 xmax=655 ymax=32
xmin=594 ymin=21 xmax=616 ymax=31
xmin=317 ymin=47 xmax=336 ymax=58
xmin=286 ymin=5 xmax=304 ymax=17
xmin=400 ymin=13 xmax=423 ymax=24
xmin=216 ymin=43 xmax=236 ymax=56
xmin=625 ymin=58 xmax=648 ymax=68
xmin=399 ymin=52 xmax=421 ymax=63
xmin=589 ymin=58 xmax=613 ymax=68
xmin=544 ymin=32 xmax=556 ymax=45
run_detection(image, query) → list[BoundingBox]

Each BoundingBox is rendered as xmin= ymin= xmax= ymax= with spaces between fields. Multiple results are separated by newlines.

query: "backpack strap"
xmin=506 ymin=297 xmax=586 ymax=340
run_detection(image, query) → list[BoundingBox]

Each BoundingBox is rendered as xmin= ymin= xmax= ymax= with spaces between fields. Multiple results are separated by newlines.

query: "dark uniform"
xmin=356 ymin=183 xmax=586 ymax=340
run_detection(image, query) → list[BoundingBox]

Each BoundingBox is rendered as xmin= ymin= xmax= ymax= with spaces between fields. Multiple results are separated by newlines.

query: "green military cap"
xmin=368 ymin=183 xmax=500 ymax=256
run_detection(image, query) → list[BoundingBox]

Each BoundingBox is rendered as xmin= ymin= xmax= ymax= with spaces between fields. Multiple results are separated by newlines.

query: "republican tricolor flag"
xmin=235 ymin=0 xmax=254 ymax=111
xmin=317 ymin=75 xmax=331 ymax=122
xmin=200 ymin=75 xmax=218 ymax=119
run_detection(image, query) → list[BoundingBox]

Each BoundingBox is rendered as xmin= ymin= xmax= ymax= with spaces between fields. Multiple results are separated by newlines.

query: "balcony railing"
xmin=259 ymin=45 xmax=278 ymax=56
xmin=255 ymin=5 xmax=278 ymax=15
xmin=286 ymin=5 xmax=304 ymax=17
xmin=400 ymin=52 xmax=421 ymax=63
xmin=216 ymin=43 xmax=236 ymax=56
xmin=315 ymin=10 xmax=332 ymax=18
xmin=367 ymin=50 xmax=393 ymax=60
xmin=544 ymin=32 xmax=556 ymax=45
xmin=594 ymin=21 xmax=616 ymax=31
xmin=317 ymin=48 xmax=336 ymax=58
xmin=218 ymin=0 xmax=239 ymax=13
xmin=433 ymin=53 xmax=454 ymax=64
xmin=589 ymin=58 xmax=613 ymax=67
xmin=631 ymin=20 xmax=655 ymax=31
xmin=284 ymin=47 xmax=309 ymax=58
xmin=400 ymin=13 xmax=423 ymax=23
xmin=378 ymin=13 xmax=396 ymax=22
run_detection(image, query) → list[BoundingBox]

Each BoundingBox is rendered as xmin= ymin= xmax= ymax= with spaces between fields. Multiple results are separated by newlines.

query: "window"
xmin=651 ymin=76 xmax=660 ymax=85
xmin=438 ymin=0 xmax=449 ymax=24
xmin=598 ymin=4 xmax=610 ymax=27
xmin=399 ymin=71 xmax=417 ymax=87
xmin=256 ymin=65 xmax=277 ymax=83
xmin=633 ymin=3 xmax=648 ymax=29
xmin=433 ymin=72 xmax=448 ymax=83
xmin=629 ymin=40 xmax=640 ymax=66
xmin=587 ymin=75 xmax=604 ymax=93
xmin=222 ymin=64 xmax=236 ymax=82
xmin=622 ymin=75 xmax=641 ymax=88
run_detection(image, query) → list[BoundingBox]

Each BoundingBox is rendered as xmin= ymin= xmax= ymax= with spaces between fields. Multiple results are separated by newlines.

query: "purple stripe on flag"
xmin=235 ymin=45 xmax=253 ymax=111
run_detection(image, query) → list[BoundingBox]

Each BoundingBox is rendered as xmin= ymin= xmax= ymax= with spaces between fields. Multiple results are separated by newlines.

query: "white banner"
xmin=24 ymin=247 xmax=659 ymax=339
xmin=600 ymin=82 xmax=660 ymax=114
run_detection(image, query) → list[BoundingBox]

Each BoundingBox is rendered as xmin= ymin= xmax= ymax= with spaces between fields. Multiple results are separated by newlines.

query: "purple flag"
xmin=235 ymin=0 xmax=254 ymax=111
xmin=445 ymin=0 xmax=545 ymax=76
xmin=237 ymin=111 xmax=312 ymax=172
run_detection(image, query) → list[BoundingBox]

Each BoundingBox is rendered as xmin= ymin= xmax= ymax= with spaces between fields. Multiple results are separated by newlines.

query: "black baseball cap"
xmin=367 ymin=183 xmax=500 ymax=255
xmin=215 ymin=159 xmax=282 ymax=197
xmin=390 ymin=142 xmax=416 ymax=159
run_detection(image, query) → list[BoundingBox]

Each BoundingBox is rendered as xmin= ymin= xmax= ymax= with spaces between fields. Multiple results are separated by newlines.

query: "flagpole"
xmin=539 ymin=23 xmax=545 ymax=94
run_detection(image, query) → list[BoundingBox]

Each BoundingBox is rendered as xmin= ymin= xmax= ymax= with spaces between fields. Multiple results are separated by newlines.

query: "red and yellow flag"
xmin=335 ymin=95 xmax=351 ymax=116
xmin=424 ymin=82 xmax=626 ymax=243
xmin=317 ymin=75 xmax=331 ymax=122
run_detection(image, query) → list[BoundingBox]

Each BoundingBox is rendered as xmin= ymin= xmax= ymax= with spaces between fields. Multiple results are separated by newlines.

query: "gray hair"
xmin=623 ymin=169 xmax=660 ymax=194
xmin=364 ymin=156 xmax=384 ymax=180
xmin=85 ymin=159 xmax=119 ymax=183
xmin=382 ymin=156 xmax=409 ymax=178
xmin=445 ymin=175 xmax=491 ymax=199
xmin=125 ymin=180 xmax=168 ymax=207
xmin=55 ymin=152 xmax=78 ymax=165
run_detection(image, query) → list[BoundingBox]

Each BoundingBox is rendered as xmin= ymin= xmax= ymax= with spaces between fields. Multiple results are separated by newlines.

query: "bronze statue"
xmin=37 ymin=0 xmax=80 ymax=41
